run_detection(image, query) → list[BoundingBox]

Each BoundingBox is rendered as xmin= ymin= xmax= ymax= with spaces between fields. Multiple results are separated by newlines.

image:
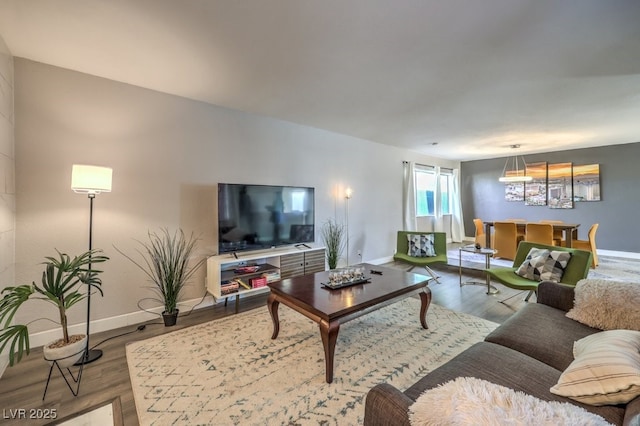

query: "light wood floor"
xmin=0 ymin=263 xmax=530 ymax=425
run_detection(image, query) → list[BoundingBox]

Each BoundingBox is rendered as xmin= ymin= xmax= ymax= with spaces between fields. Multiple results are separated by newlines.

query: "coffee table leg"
xmin=267 ymin=294 xmax=280 ymax=339
xmin=319 ymin=320 xmax=340 ymax=383
xmin=419 ymin=290 xmax=432 ymax=329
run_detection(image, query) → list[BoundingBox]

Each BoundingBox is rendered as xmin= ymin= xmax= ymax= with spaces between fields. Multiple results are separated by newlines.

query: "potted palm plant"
xmin=0 ymin=250 xmax=108 ymax=367
xmin=321 ymin=219 xmax=346 ymax=269
xmin=118 ymin=229 xmax=204 ymax=326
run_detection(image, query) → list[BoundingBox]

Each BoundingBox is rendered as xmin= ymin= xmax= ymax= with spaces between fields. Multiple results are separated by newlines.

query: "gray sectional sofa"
xmin=363 ymin=281 xmax=640 ymax=426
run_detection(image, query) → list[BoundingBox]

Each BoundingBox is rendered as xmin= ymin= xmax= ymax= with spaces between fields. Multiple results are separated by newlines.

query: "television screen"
xmin=218 ymin=183 xmax=315 ymax=253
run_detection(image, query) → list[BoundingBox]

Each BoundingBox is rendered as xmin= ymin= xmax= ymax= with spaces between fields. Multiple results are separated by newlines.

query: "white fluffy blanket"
xmin=409 ymin=377 xmax=612 ymax=426
xmin=566 ymin=278 xmax=640 ymax=331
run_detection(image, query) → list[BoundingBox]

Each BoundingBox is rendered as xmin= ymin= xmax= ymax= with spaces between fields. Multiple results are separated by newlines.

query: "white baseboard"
xmin=27 ymin=294 xmax=224 ymax=349
xmin=598 ymin=249 xmax=640 ymax=260
xmin=367 ymin=255 xmax=394 ymax=265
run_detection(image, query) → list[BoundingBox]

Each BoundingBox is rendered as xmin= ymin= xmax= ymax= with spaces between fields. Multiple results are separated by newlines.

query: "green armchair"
xmin=486 ymin=241 xmax=592 ymax=302
xmin=393 ymin=231 xmax=448 ymax=282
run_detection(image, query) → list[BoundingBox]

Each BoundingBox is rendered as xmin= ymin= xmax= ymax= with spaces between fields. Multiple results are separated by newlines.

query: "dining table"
xmin=483 ymin=221 xmax=580 ymax=248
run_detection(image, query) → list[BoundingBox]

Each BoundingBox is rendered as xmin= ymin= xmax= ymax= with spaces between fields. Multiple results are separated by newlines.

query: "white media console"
xmin=206 ymin=245 xmax=326 ymax=309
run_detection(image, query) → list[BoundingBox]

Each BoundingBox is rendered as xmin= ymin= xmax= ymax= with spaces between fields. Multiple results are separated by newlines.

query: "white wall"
xmin=0 ymin=35 xmax=15 ymax=374
xmin=14 ymin=59 xmax=458 ymax=344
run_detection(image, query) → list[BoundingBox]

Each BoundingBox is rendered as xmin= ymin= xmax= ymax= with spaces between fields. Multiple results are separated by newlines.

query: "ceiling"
xmin=1 ymin=0 xmax=640 ymax=161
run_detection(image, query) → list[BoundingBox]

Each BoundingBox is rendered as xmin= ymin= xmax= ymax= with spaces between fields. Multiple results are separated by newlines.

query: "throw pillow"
xmin=539 ymin=250 xmax=572 ymax=282
xmin=407 ymin=234 xmax=436 ymax=257
xmin=550 ymin=329 xmax=640 ymax=406
xmin=566 ymin=279 xmax=640 ymax=331
xmin=409 ymin=377 xmax=611 ymax=426
xmin=515 ymin=248 xmax=550 ymax=280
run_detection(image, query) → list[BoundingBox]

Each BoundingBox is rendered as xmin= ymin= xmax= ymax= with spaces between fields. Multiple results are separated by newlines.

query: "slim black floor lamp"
xmin=345 ymin=187 xmax=352 ymax=266
xmin=71 ymin=164 xmax=112 ymax=364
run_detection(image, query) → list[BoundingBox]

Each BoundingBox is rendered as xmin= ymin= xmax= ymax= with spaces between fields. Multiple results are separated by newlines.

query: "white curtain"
xmin=450 ymin=168 xmax=465 ymax=242
xmin=402 ymin=161 xmax=417 ymax=231
xmin=433 ymin=166 xmax=445 ymax=232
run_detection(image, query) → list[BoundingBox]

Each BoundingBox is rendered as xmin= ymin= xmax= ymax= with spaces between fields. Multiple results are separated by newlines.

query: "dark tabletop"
xmin=268 ymin=263 xmax=431 ymax=320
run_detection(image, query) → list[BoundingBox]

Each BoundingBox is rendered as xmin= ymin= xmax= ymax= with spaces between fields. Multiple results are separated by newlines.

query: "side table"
xmin=458 ymin=245 xmax=499 ymax=294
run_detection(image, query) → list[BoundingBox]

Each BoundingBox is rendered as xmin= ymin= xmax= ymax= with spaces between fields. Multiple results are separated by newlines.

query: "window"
xmin=439 ymin=169 xmax=453 ymax=215
xmin=415 ymin=166 xmax=453 ymax=216
xmin=415 ymin=166 xmax=435 ymax=216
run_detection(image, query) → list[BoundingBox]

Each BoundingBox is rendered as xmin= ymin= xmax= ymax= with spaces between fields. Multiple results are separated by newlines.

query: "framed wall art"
xmin=504 ymin=170 xmax=525 ymax=201
xmin=525 ymin=162 xmax=547 ymax=206
xmin=573 ymin=164 xmax=601 ymax=201
xmin=548 ymin=162 xmax=573 ymax=209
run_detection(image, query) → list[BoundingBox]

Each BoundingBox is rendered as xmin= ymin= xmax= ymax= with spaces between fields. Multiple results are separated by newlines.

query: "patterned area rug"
xmin=126 ymin=298 xmax=498 ymax=425
xmin=450 ymin=247 xmax=640 ymax=282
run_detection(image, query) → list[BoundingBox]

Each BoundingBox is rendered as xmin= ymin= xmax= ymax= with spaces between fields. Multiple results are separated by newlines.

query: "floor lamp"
xmin=71 ymin=164 xmax=112 ymax=364
xmin=345 ymin=187 xmax=352 ymax=266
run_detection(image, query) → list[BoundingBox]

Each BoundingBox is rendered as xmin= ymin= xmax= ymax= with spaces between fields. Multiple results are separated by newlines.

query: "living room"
xmin=1 ymin=2 xmax=640 ymax=425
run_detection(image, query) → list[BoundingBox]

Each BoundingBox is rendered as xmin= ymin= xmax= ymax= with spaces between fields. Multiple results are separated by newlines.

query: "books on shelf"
xmin=262 ymin=270 xmax=281 ymax=283
xmin=220 ymin=280 xmax=239 ymax=295
xmin=249 ymin=276 xmax=268 ymax=288
xmin=233 ymin=265 xmax=260 ymax=274
xmin=220 ymin=266 xmax=280 ymax=295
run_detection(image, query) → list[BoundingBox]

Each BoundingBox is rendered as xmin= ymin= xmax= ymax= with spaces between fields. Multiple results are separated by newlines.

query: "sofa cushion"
xmin=551 ymin=330 xmax=640 ymax=406
xmin=541 ymin=250 xmax=572 ymax=282
xmin=484 ymin=303 xmax=600 ymax=371
xmin=515 ymin=247 xmax=550 ymax=280
xmin=410 ymin=377 xmax=611 ymax=426
xmin=515 ymin=248 xmax=571 ymax=282
xmin=403 ymin=342 xmax=625 ymax=426
xmin=566 ymin=279 xmax=640 ymax=331
xmin=407 ymin=234 xmax=436 ymax=257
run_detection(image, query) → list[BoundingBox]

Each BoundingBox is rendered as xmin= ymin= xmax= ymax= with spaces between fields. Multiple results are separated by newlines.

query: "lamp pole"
xmin=71 ymin=164 xmax=112 ymax=365
xmin=345 ymin=187 xmax=352 ymax=266
xmin=76 ymin=193 xmax=102 ymax=364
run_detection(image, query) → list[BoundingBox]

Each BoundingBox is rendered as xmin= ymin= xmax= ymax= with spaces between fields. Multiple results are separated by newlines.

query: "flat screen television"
xmin=217 ymin=183 xmax=315 ymax=254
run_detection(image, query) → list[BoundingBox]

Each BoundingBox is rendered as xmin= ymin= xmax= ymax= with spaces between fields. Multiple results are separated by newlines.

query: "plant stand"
xmin=42 ymin=347 xmax=86 ymax=400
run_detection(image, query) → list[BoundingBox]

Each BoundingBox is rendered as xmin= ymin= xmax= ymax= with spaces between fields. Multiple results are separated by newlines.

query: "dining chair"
xmin=473 ymin=218 xmax=487 ymax=248
xmin=540 ymin=220 xmax=565 ymax=246
xmin=493 ymin=221 xmax=521 ymax=260
xmin=505 ymin=218 xmax=526 ymax=239
xmin=525 ymin=223 xmax=556 ymax=246
xmin=572 ymin=223 xmax=599 ymax=268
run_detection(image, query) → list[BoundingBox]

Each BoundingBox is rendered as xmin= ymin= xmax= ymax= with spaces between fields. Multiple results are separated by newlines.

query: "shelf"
xmin=220 ymin=263 xmax=279 ymax=282
xmin=219 ymin=285 xmax=270 ymax=298
xmin=206 ymin=246 xmax=326 ymax=312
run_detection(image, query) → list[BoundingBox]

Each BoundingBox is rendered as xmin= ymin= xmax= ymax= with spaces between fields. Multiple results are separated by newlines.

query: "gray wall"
xmin=13 ymin=58 xmax=457 ymax=341
xmin=460 ymin=143 xmax=640 ymax=252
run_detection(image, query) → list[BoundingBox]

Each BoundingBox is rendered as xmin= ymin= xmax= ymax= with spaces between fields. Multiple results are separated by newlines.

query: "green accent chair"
xmin=393 ymin=231 xmax=448 ymax=283
xmin=486 ymin=241 xmax=592 ymax=303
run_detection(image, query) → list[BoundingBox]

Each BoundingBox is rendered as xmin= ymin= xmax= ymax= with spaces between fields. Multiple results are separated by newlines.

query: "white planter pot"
xmin=43 ymin=334 xmax=87 ymax=368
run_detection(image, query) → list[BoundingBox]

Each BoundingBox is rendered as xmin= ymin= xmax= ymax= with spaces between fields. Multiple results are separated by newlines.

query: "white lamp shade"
xmin=71 ymin=165 xmax=112 ymax=194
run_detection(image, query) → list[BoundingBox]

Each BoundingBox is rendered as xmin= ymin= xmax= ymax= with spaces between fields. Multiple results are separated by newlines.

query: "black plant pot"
xmin=162 ymin=309 xmax=179 ymax=327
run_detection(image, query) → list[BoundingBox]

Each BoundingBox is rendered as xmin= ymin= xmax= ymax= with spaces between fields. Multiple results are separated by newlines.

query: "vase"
xmin=162 ymin=309 xmax=179 ymax=327
xmin=43 ymin=334 xmax=87 ymax=368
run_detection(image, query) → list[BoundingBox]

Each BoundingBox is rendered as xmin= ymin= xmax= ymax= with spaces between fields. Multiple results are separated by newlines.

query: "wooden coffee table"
xmin=267 ymin=263 xmax=432 ymax=383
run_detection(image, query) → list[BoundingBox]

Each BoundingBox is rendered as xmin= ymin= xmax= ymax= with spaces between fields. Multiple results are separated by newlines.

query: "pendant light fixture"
xmin=498 ymin=145 xmax=532 ymax=183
